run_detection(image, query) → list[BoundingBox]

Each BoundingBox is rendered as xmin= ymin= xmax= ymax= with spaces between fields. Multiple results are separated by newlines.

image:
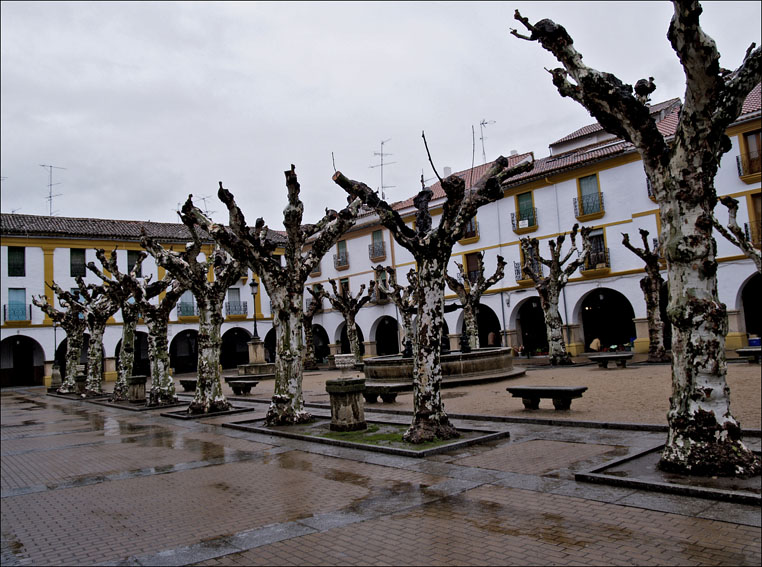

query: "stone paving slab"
xmin=1 ymin=387 xmax=760 ymax=566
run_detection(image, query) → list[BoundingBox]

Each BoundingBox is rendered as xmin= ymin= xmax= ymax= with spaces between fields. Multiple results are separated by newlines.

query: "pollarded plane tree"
xmin=142 ymin=215 xmax=244 ymax=414
xmin=32 ymin=282 xmax=88 ymax=394
xmin=519 ymin=225 xmax=592 ymax=366
xmin=303 ymin=289 xmax=323 ymax=370
xmin=86 ymin=249 xmax=147 ymax=402
xmin=311 ymin=279 xmax=376 ymax=364
xmin=183 ymin=167 xmax=361 ymax=425
xmin=333 ymin=154 xmax=533 ymax=443
xmin=512 ymin=0 xmax=761 ymax=476
xmin=373 ymin=265 xmax=419 ymax=357
xmin=713 ymin=196 xmax=761 ymax=273
xmin=445 ymin=252 xmax=507 ymax=350
xmin=621 ymin=230 xmax=671 ymax=363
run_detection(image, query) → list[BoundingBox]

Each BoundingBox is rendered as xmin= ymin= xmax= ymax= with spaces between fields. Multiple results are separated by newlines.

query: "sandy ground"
xmin=289 ymin=361 xmax=762 ymax=429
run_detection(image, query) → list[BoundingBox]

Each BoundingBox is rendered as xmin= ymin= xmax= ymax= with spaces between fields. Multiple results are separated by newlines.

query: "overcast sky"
xmin=2 ymin=1 xmax=760 ymax=229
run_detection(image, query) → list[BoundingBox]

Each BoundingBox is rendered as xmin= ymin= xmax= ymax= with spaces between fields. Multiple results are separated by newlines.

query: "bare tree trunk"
xmin=189 ymin=299 xmax=229 ymax=413
xmin=303 ymin=312 xmax=317 ymax=370
xmin=84 ymin=323 xmax=106 ymax=395
xmin=112 ymin=308 xmax=137 ymax=402
xmin=146 ymin=319 xmax=177 ymax=406
xmin=267 ymin=288 xmax=310 ymax=425
xmin=61 ymin=330 xmax=84 ymax=394
xmin=538 ymin=282 xmax=570 ymax=365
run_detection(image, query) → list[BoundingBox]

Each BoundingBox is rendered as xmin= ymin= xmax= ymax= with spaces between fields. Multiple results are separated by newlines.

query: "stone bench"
xmin=224 ymin=377 xmax=259 ymax=395
xmin=588 ymin=352 xmax=634 ymax=368
xmin=506 ymin=386 xmax=588 ymax=410
xmin=736 ymin=347 xmax=761 ymax=364
xmin=179 ymin=378 xmax=197 ymax=392
xmin=362 ymin=383 xmax=410 ymax=404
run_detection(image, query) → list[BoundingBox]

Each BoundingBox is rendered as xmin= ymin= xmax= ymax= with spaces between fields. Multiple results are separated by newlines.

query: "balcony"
xmin=368 ymin=241 xmax=386 ymax=262
xmin=458 ymin=220 xmax=480 ymax=244
xmin=177 ymin=302 xmax=198 ymax=317
xmin=3 ymin=303 xmax=31 ymax=324
xmin=333 ymin=252 xmax=349 ymax=271
xmin=745 ymin=220 xmax=762 ymax=248
xmin=371 ymin=289 xmax=390 ymax=305
xmin=736 ymin=150 xmax=761 ymax=183
xmin=513 ymin=261 xmax=541 ymax=285
xmin=573 ymin=192 xmax=605 ymax=221
xmin=225 ymin=300 xmax=248 ymax=318
xmin=310 ymin=262 xmax=321 ymax=277
xmin=581 ymin=248 xmax=611 ymax=276
xmin=511 ymin=208 xmax=538 ymax=234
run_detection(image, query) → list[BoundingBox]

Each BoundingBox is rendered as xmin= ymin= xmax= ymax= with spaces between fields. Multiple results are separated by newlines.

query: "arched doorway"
xmin=1 ymin=335 xmax=45 ymax=387
xmin=55 ymin=334 xmax=91 ymax=370
xmin=516 ymin=298 xmax=548 ymax=353
xmin=221 ymin=327 xmax=251 ymax=369
xmin=374 ymin=316 xmax=400 ymax=355
xmin=475 ymin=304 xmax=502 ymax=347
xmin=115 ymin=331 xmax=150 ymax=377
xmin=580 ymin=288 xmax=636 ymax=349
xmin=312 ymin=324 xmax=330 ymax=363
xmin=264 ymin=328 xmax=276 ymax=363
xmin=170 ymin=330 xmax=198 ymax=373
xmin=339 ymin=323 xmax=365 ymax=356
xmin=741 ymin=273 xmax=761 ymax=338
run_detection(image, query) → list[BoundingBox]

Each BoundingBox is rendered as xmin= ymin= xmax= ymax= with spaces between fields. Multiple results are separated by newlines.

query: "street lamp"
xmin=249 ymin=279 xmax=260 ymax=340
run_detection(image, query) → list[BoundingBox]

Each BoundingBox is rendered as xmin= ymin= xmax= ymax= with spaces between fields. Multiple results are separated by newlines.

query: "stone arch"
xmin=514 ymin=296 xmax=548 ymax=353
xmin=372 ymin=316 xmax=400 ymax=355
xmin=55 ymin=333 xmax=92 ymax=370
xmin=221 ymin=327 xmax=251 ymax=369
xmin=114 ymin=331 xmax=150 ymax=377
xmin=337 ymin=322 xmax=365 ymax=356
xmin=739 ymin=272 xmax=761 ymax=338
xmin=170 ymin=330 xmax=198 ymax=374
xmin=311 ymin=324 xmax=330 ymax=363
xmin=577 ymin=287 xmax=636 ymax=349
xmin=476 ymin=304 xmax=502 ymax=347
xmin=1 ymin=335 xmax=45 ymax=387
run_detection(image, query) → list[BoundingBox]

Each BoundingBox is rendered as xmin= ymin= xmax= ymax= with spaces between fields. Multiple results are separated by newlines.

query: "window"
xmin=127 ymin=250 xmax=142 ymax=277
xmin=369 ymin=230 xmax=385 ymax=261
xmin=464 ymin=252 xmax=481 ymax=284
xmin=339 ymin=277 xmax=350 ymax=297
xmin=515 ymin=192 xmax=536 ymax=229
xmin=374 ymin=270 xmax=389 ymax=303
xmin=6 ymin=288 xmax=27 ymax=321
xmin=178 ymin=290 xmax=196 ymax=316
xmin=309 ymin=284 xmax=323 ymax=311
xmin=514 ymin=246 xmax=542 ymax=282
xmin=70 ymin=249 xmax=86 ymax=277
xmin=747 ymin=193 xmax=761 ymax=247
xmin=739 ymin=130 xmax=761 ymax=176
xmin=310 ymin=260 xmax=321 ymax=276
xmin=7 ymin=247 xmax=25 ymax=277
xmin=583 ymin=229 xmax=610 ymax=272
xmin=226 ymin=288 xmax=246 ymax=316
xmin=334 ymin=240 xmax=349 ymax=270
xmin=575 ymin=174 xmax=604 ymax=218
xmin=462 ymin=217 xmax=479 ymax=240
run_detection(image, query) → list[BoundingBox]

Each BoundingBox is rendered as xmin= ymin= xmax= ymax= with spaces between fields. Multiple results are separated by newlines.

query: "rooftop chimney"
xmin=443 ymin=167 xmax=452 ymax=177
xmin=510 ymin=150 xmax=518 ymax=156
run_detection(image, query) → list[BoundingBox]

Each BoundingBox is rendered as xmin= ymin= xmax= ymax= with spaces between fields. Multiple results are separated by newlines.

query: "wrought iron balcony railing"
xmin=368 ymin=241 xmax=386 ymax=260
xmin=511 ymin=207 xmax=538 ymax=231
xmin=581 ymin=248 xmax=611 ymax=271
xmin=736 ymin=150 xmax=761 ymax=176
xmin=225 ymin=301 xmax=248 ymax=316
xmin=333 ymin=252 xmax=349 ymax=270
xmin=573 ymin=192 xmax=605 ymax=217
xmin=513 ymin=261 xmax=542 ymax=281
xmin=4 ymin=303 xmax=31 ymax=322
xmin=177 ymin=302 xmax=198 ymax=316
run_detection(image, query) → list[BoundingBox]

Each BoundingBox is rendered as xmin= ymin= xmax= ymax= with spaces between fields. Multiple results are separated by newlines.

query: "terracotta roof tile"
xmin=740 ymin=82 xmax=761 ymax=116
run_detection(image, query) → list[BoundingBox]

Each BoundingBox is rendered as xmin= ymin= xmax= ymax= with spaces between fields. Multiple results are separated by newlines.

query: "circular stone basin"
xmin=363 ymin=347 xmax=514 ymax=383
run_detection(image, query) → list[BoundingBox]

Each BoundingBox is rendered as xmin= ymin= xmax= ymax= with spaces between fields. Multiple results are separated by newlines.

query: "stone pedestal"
xmin=104 ymin=357 xmax=117 ymax=382
xmin=334 ymin=354 xmax=357 ymax=377
xmin=325 ymin=377 xmax=367 ymax=432
xmin=562 ymin=324 xmax=584 ymax=356
xmin=726 ymin=310 xmax=748 ymax=350
xmin=362 ymin=341 xmax=377 ymax=359
xmin=46 ymin=361 xmax=62 ymax=390
xmin=127 ymin=375 xmax=148 ymax=403
xmin=74 ymin=373 xmax=87 ymax=394
xmin=248 ymin=338 xmax=265 ymax=364
xmin=632 ymin=317 xmax=650 ymax=354
xmin=447 ymin=333 xmax=461 ymax=352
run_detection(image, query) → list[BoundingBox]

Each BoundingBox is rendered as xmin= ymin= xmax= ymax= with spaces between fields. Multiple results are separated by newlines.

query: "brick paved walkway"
xmin=1 ymin=385 xmax=760 ymax=566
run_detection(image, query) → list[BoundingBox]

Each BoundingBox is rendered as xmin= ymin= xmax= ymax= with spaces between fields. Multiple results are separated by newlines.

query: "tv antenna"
xmin=479 ymin=119 xmax=496 ymax=164
xmin=40 ymin=164 xmax=66 ymax=216
xmin=369 ymin=138 xmax=396 ymax=200
xmin=197 ymin=195 xmax=216 ymax=217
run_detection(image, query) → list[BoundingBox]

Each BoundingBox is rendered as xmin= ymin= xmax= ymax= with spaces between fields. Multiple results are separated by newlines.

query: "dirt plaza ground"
xmin=1 ymin=358 xmax=760 ymax=566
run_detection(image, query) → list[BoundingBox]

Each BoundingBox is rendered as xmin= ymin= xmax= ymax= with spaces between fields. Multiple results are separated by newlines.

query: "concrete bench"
xmin=506 ymin=386 xmax=588 ymax=410
xmin=224 ymin=378 xmax=259 ymax=395
xmin=362 ymin=383 xmax=410 ymax=404
xmin=736 ymin=347 xmax=761 ymax=364
xmin=588 ymin=352 xmax=634 ymax=368
xmin=179 ymin=378 xmax=197 ymax=392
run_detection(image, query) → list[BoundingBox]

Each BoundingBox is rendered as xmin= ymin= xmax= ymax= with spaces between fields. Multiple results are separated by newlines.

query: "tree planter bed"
xmin=160 ymin=406 xmax=255 ymax=420
xmin=222 ymin=417 xmax=510 ymax=458
xmin=86 ymin=398 xmax=188 ymax=412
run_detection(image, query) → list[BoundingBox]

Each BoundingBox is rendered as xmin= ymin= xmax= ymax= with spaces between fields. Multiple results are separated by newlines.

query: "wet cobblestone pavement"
xmin=2 ymin=385 xmax=760 ymax=566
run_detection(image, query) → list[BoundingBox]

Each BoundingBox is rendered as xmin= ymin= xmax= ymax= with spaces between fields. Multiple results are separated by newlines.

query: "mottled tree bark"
xmin=520 ymin=226 xmax=591 ymax=365
xmin=513 ymin=0 xmax=761 ymax=475
xmin=142 ymin=221 xmax=243 ymax=414
xmin=303 ymin=290 xmax=322 ymax=370
xmin=312 ymin=279 xmax=375 ymax=364
xmin=713 ymin=196 xmax=762 ymax=273
xmin=33 ymin=285 xmax=87 ymax=394
xmin=622 ymin=230 xmax=671 ymax=362
xmin=183 ymin=165 xmax=360 ymax=425
xmin=113 ymin=304 xmax=138 ymax=401
xmin=374 ymin=266 xmax=418 ymax=355
xmin=334 ymin=155 xmax=533 ymax=442
xmin=445 ymin=253 xmax=506 ymax=350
